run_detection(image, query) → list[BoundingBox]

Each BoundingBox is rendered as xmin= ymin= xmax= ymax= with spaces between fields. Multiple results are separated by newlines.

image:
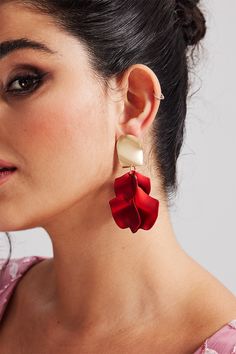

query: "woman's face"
xmin=0 ymin=3 xmax=119 ymax=231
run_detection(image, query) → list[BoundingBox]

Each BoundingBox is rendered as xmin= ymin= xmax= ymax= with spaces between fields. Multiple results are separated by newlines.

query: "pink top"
xmin=0 ymin=256 xmax=236 ymax=354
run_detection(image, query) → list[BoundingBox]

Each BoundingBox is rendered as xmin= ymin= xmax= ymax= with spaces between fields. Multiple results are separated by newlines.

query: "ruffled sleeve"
xmin=0 ymin=256 xmax=48 ymax=322
xmin=193 ymin=319 xmax=236 ymax=354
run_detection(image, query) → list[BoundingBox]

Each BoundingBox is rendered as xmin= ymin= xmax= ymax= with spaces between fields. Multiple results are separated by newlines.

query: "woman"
xmin=0 ymin=0 xmax=236 ymax=353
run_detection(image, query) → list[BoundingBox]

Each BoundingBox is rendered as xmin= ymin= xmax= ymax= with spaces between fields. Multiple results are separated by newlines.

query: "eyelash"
xmin=5 ymin=71 xmax=47 ymax=97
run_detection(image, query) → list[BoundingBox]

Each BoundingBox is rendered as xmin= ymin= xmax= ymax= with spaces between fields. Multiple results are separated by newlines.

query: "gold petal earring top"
xmin=116 ymin=135 xmax=143 ymax=168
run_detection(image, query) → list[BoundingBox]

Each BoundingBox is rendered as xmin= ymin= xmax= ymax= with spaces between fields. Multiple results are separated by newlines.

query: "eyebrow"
xmin=0 ymin=38 xmax=57 ymax=60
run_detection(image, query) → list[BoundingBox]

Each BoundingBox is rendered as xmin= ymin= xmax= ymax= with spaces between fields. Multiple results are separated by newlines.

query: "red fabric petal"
xmin=109 ymin=170 xmax=159 ymax=233
xmin=109 ymin=197 xmax=141 ymax=232
xmin=133 ymin=171 xmax=151 ymax=195
xmin=113 ymin=172 xmax=137 ymax=200
xmin=134 ymin=186 xmax=159 ymax=230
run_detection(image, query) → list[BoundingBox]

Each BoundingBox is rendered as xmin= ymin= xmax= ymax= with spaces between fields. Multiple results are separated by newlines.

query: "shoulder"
xmin=0 ymin=256 xmax=49 ymax=323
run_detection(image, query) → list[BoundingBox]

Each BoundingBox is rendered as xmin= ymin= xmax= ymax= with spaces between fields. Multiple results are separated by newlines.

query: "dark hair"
xmin=1 ymin=0 xmax=207 ymax=269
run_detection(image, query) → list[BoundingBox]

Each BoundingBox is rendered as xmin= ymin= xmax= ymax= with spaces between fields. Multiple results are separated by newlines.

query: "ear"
xmin=116 ymin=64 xmax=163 ymax=139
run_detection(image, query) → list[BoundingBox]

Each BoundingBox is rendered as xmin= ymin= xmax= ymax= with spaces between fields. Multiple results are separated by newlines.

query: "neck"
xmin=40 ymin=177 xmax=197 ymax=338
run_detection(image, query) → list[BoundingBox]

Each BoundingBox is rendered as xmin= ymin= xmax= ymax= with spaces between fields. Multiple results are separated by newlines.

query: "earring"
xmin=153 ymin=92 xmax=165 ymax=100
xmin=109 ymin=134 xmax=160 ymax=234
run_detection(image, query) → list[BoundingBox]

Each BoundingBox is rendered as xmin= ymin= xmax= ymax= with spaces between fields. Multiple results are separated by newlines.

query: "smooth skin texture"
xmin=0 ymin=2 xmax=236 ymax=353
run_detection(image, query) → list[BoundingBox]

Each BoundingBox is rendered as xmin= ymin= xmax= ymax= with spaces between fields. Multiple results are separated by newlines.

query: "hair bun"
xmin=175 ymin=0 xmax=207 ymax=46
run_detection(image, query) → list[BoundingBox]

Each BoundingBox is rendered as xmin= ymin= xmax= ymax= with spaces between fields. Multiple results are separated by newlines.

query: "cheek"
xmin=0 ymin=85 xmax=116 ymax=230
xmin=16 ymin=90 xmax=114 ymax=194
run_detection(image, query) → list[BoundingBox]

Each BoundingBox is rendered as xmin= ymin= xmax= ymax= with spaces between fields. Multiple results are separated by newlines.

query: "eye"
xmin=5 ymin=71 xmax=47 ymax=97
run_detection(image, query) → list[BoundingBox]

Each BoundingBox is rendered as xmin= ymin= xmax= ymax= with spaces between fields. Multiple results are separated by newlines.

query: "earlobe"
xmin=120 ymin=117 xmax=142 ymax=137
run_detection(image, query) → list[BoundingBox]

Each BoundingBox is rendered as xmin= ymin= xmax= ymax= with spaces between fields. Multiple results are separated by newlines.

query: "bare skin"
xmin=0 ymin=2 xmax=236 ymax=354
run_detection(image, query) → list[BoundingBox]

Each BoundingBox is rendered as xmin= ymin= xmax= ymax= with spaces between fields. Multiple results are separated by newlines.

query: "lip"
xmin=0 ymin=159 xmax=17 ymax=168
xmin=0 ymin=169 xmax=17 ymax=187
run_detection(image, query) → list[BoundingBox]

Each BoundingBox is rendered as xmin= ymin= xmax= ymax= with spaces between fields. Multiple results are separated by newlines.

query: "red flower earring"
xmin=109 ymin=134 xmax=160 ymax=233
